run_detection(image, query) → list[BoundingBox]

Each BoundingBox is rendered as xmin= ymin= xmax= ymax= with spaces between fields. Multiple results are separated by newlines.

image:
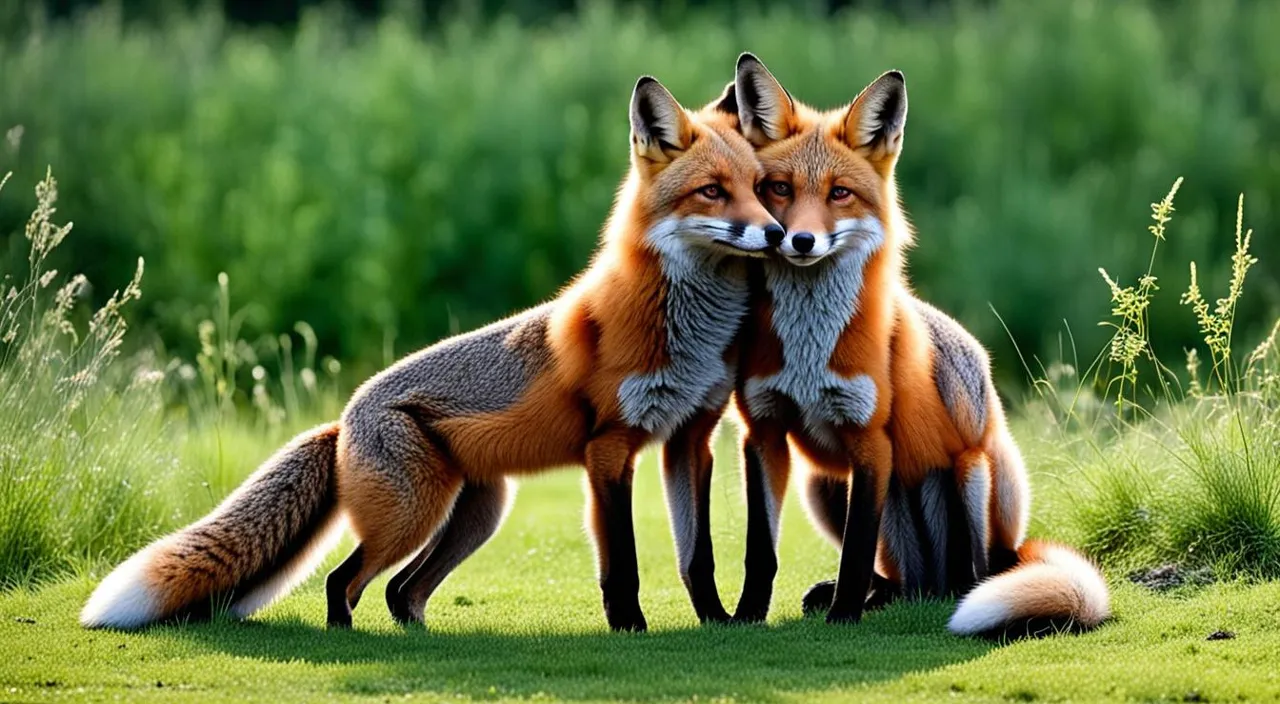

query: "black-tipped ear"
xmin=630 ymin=76 xmax=694 ymax=163
xmin=734 ymin=52 xmax=796 ymax=146
xmin=843 ymin=70 xmax=907 ymax=168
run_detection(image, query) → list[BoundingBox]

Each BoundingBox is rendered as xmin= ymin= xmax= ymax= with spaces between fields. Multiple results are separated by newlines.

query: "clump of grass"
xmin=0 ymin=168 xmax=347 ymax=588
xmin=0 ymin=169 xmax=171 ymax=587
xmin=1029 ymin=180 xmax=1280 ymax=579
xmin=163 ymin=271 xmax=346 ymax=506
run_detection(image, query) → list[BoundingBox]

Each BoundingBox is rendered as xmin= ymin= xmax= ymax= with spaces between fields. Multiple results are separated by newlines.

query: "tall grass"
xmin=0 ymin=170 xmax=344 ymax=587
xmin=0 ymin=170 xmax=169 ymax=586
xmin=1025 ymin=182 xmax=1280 ymax=579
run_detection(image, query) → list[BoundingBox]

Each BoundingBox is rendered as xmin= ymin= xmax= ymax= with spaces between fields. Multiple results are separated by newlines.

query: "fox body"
xmin=81 ymin=76 xmax=782 ymax=632
xmin=692 ymin=54 xmax=1109 ymax=635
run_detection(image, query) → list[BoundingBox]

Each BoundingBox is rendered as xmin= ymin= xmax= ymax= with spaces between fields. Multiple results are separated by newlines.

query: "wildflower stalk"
xmin=1098 ymin=177 xmax=1182 ymax=412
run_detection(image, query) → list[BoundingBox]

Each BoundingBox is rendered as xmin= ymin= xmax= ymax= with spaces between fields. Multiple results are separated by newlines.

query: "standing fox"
xmin=81 ymin=75 xmax=783 ymax=632
xmin=693 ymin=54 xmax=1110 ymax=635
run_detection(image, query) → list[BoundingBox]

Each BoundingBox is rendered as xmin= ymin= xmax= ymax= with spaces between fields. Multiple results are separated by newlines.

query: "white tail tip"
xmin=81 ymin=547 xmax=163 ymax=629
xmin=949 ymin=543 xmax=1110 ymax=636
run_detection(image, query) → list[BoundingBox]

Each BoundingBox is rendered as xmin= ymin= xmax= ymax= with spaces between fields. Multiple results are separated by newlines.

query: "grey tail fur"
xmin=81 ymin=422 xmax=344 ymax=629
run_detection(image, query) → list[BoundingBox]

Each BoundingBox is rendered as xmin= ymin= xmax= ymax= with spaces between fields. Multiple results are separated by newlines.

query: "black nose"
xmin=791 ymin=231 xmax=815 ymax=254
xmin=763 ymin=224 xmax=785 ymax=247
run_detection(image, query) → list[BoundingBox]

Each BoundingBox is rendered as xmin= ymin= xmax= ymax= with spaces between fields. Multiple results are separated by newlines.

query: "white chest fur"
xmin=618 ymin=227 xmax=750 ymax=438
xmin=743 ymin=218 xmax=885 ymax=439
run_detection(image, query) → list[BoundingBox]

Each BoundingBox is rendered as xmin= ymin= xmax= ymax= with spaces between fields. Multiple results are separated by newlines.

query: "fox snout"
xmin=710 ymin=219 xmax=783 ymax=256
xmin=777 ymin=217 xmax=886 ymax=266
xmin=778 ymin=229 xmax=832 ymax=265
xmin=764 ymin=223 xmax=785 ymax=247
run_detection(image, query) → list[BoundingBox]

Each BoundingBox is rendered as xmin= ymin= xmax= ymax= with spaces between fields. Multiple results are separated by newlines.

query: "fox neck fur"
xmin=743 ymin=215 xmax=888 ymax=435
xmin=615 ymin=214 xmax=751 ymax=438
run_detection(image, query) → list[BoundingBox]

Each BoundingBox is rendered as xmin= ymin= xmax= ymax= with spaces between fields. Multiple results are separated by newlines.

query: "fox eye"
xmin=697 ymin=184 xmax=726 ymax=201
xmin=830 ymin=186 xmax=853 ymax=202
xmin=768 ymin=181 xmax=793 ymax=198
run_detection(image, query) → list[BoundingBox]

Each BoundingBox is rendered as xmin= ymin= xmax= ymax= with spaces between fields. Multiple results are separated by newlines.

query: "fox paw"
xmin=802 ymin=580 xmax=836 ymax=616
xmin=825 ymin=605 xmax=864 ymax=625
xmin=606 ymin=606 xmax=648 ymax=633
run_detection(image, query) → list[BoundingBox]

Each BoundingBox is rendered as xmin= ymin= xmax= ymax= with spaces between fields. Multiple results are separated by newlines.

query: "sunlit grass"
xmin=0 ymin=170 xmax=339 ymax=586
xmin=1022 ymin=181 xmax=1280 ymax=579
xmin=0 ymin=170 xmax=171 ymax=586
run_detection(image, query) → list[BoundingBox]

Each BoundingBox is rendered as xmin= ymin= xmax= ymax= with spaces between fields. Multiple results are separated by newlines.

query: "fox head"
xmin=722 ymin=53 xmax=908 ymax=266
xmin=625 ymin=76 xmax=783 ymax=260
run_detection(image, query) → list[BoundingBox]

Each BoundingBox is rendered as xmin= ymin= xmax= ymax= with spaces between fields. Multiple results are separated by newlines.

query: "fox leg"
xmin=662 ymin=410 xmax=729 ymax=624
xmin=585 ymin=430 xmax=646 ymax=632
xmin=987 ymin=433 xmax=1030 ymax=575
xmin=383 ymin=529 xmax=447 ymax=617
xmin=827 ymin=426 xmax=892 ymax=625
xmin=799 ymin=473 xmax=903 ymax=613
xmin=386 ymin=479 xmax=511 ymax=625
xmin=732 ymin=421 xmax=790 ymax=623
xmin=954 ymin=450 xmax=992 ymax=583
xmin=326 ymin=411 xmax=463 ymax=629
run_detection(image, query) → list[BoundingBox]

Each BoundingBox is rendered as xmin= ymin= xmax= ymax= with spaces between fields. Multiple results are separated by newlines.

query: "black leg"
xmin=733 ymin=435 xmax=787 ymax=623
xmin=684 ymin=464 xmax=729 ymax=624
xmin=388 ymin=481 xmax=509 ymax=625
xmin=585 ymin=434 xmax=646 ymax=633
xmin=385 ymin=530 xmax=446 ymax=623
xmin=595 ymin=475 xmax=644 ymax=631
xmin=326 ymin=545 xmax=364 ymax=629
xmin=827 ymin=467 xmax=885 ymax=624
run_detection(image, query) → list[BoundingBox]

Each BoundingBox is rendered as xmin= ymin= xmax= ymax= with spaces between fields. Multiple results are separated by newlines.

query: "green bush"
xmin=1 ymin=0 xmax=1278 ymax=383
xmin=1022 ymin=182 xmax=1280 ymax=579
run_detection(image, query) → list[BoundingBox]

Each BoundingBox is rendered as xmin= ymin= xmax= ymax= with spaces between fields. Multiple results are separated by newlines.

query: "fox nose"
xmin=791 ymin=232 xmax=815 ymax=254
xmin=764 ymin=224 xmax=785 ymax=247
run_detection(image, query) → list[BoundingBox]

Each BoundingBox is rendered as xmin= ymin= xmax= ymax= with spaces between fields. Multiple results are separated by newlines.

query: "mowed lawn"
xmin=3 ymin=429 xmax=1279 ymax=703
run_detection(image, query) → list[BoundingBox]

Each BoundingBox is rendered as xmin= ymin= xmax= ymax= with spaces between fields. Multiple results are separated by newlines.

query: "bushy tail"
xmin=81 ymin=423 xmax=344 ymax=629
xmin=948 ymin=539 xmax=1110 ymax=639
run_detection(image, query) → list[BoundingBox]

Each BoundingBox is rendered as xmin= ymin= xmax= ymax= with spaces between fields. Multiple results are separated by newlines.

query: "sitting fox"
xmin=81 ymin=76 xmax=783 ymax=632
xmin=686 ymin=54 xmax=1110 ymax=636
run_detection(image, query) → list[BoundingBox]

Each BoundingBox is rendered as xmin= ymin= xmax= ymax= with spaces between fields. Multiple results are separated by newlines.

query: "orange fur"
xmin=84 ymin=78 xmax=782 ymax=632
xmin=727 ymin=55 xmax=1106 ymax=635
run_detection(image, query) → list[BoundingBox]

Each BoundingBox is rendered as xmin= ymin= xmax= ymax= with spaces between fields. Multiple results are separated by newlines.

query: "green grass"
xmin=1013 ymin=183 xmax=1280 ymax=580
xmin=3 ymin=436 xmax=1279 ymax=703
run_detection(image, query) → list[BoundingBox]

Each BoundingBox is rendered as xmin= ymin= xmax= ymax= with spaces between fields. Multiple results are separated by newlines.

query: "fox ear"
xmin=711 ymin=80 xmax=738 ymax=116
xmin=630 ymin=76 xmax=694 ymax=164
xmin=735 ymin=53 xmax=796 ymax=146
xmin=842 ymin=70 xmax=907 ymax=170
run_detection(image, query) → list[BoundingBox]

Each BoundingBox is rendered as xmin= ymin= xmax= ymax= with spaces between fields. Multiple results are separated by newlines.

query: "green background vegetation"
xmin=3 ymin=1 xmax=1280 ymax=701
xmin=2 ymin=0 xmax=1277 ymax=383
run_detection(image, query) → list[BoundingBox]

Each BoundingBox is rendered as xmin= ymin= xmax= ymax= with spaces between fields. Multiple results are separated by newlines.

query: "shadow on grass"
xmin=165 ymin=600 xmax=994 ymax=701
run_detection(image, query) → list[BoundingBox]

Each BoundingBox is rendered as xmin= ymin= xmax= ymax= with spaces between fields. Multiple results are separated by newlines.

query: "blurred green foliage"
xmin=0 ymin=0 xmax=1277 ymax=384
